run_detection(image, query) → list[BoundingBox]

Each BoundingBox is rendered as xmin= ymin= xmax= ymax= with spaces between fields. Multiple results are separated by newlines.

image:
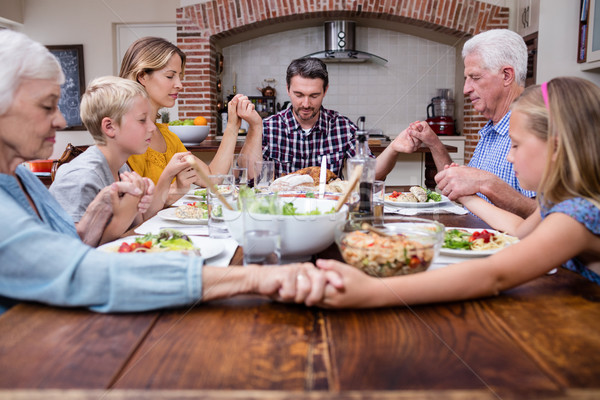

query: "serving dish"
xmin=169 ymin=125 xmax=209 ymax=145
xmin=223 ymin=196 xmax=348 ymax=262
xmin=335 ymin=216 xmax=444 ymax=277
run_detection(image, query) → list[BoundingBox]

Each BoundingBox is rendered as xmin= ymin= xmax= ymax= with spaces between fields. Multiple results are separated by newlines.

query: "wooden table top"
xmin=1 ymin=213 xmax=599 ymax=399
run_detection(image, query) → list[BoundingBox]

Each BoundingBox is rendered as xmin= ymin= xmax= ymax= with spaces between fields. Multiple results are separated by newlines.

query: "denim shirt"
xmin=0 ymin=165 xmax=204 ymax=313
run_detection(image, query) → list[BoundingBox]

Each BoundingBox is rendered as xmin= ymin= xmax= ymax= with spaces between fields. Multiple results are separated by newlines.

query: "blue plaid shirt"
xmin=468 ymin=111 xmax=536 ymax=202
xmin=262 ymin=106 xmax=359 ymax=178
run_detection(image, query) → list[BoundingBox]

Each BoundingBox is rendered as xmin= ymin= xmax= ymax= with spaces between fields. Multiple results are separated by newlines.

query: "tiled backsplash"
xmin=222 ymin=26 xmax=456 ymax=137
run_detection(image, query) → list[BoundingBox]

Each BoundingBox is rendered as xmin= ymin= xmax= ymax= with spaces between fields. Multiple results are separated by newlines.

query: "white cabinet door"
xmin=439 ymin=136 xmax=465 ymax=165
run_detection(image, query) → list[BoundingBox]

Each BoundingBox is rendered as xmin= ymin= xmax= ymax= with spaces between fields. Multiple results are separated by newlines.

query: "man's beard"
xmin=294 ymin=106 xmax=319 ymax=122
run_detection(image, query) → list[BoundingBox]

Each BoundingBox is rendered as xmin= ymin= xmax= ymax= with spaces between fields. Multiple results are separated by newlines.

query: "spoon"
xmin=361 ymin=222 xmax=391 ymax=237
xmin=334 ymin=165 xmax=363 ymax=213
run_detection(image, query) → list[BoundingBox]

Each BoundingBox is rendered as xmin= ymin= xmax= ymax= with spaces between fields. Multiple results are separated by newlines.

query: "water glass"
xmin=241 ymin=195 xmax=281 ymax=265
xmin=231 ymin=154 xmax=248 ymax=186
xmin=254 ymin=160 xmax=274 ymax=189
xmin=207 ymin=174 xmax=234 ymax=239
xmin=373 ymin=180 xmax=385 ymax=226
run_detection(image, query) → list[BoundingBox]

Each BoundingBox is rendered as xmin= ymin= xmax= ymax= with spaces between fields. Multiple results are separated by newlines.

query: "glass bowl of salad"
xmin=334 ymin=216 xmax=444 ymax=277
xmin=222 ymin=188 xmax=349 ymax=262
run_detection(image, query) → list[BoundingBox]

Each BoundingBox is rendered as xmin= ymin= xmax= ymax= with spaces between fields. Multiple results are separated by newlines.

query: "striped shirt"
xmin=468 ymin=111 xmax=536 ymax=201
xmin=262 ymin=106 xmax=358 ymax=178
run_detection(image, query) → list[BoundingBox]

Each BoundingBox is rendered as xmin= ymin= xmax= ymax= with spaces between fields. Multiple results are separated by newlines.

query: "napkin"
xmin=384 ymin=201 xmax=468 ymax=216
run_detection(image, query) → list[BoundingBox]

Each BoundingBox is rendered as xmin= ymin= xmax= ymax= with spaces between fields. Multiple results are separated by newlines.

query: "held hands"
xmin=314 ymin=259 xmax=379 ymax=308
xmin=119 ymin=171 xmax=154 ymax=214
xmin=253 ymin=263 xmax=344 ymax=306
xmin=110 ymin=171 xmax=147 ymax=221
xmin=390 ymin=120 xmax=440 ymax=154
xmin=435 ymin=164 xmax=492 ymax=200
xmin=229 ymin=94 xmax=262 ymax=129
xmin=164 ymin=152 xmax=200 ymax=196
xmin=407 ymin=121 xmax=439 ymax=147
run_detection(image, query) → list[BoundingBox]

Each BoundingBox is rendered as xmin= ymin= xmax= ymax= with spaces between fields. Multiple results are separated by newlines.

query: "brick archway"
xmin=176 ymin=0 xmax=508 ymax=152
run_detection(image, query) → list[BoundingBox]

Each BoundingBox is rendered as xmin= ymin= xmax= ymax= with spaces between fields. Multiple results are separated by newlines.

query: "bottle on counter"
xmin=219 ymin=101 xmax=228 ymax=136
xmin=347 ymin=117 xmax=376 ymax=218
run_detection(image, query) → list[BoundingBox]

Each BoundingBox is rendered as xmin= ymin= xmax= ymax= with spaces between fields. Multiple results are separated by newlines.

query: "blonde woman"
xmin=120 ymin=36 xmax=259 ymax=203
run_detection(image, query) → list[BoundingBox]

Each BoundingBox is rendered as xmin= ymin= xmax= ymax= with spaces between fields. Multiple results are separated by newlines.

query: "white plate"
xmin=157 ymin=207 xmax=208 ymax=225
xmin=185 ymin=188 xmax=208 ymax=201
xmin=384 ymin=192 xmax=450 ymax=208
xmin=98 ymin=235 xmax=224 ymax=260
xmin=440 ymin=227 xmax=518 ymax=257
xmin=185 ymin=187 xmax=233 ymax=200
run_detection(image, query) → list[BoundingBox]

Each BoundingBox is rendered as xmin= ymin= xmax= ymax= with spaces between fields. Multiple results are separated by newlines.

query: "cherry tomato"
xmin=118 ymin=242 xmax=132 ymax=253
xmin=409 ymin=256 xmax=421 ymax=269
xmin=469 ymin=229 xmax=494 ymax=243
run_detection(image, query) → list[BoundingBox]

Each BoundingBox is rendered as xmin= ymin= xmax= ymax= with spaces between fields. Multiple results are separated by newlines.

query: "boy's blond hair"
xmin=80 ymin=76 xmax=149 ymax=145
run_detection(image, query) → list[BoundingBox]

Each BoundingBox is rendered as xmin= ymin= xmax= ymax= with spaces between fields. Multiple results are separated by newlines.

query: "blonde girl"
xmin=120 ymin=37 xmax=258 ymax=204
xmin=316 ymin=77 xmax=600 ymax=308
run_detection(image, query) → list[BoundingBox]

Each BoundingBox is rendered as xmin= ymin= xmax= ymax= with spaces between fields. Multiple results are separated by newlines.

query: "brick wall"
xmin=176 ymin=0 xmax=508 ymax=162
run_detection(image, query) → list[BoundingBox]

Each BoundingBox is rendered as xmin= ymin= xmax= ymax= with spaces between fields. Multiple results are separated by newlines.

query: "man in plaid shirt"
xmin=240 ymin=57 xmax=365 ymax=180
xmin=377 ymin=29 xmax=537 ymax=218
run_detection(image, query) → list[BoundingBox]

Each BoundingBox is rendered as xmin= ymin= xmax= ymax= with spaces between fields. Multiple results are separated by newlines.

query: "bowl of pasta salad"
xmin=334 ymin=216 xmax=444 ymax=277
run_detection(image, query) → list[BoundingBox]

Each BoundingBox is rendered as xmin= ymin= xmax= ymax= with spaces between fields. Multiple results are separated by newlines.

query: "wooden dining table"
xmin=1 ymin=209 xmax=599 ymax=399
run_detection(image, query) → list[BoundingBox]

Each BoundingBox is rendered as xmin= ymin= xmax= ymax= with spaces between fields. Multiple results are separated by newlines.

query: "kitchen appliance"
xmin=304 ymin=21 xmax=387 ymax=65
xmin=426 ymin=89 xmax=455 ymax=136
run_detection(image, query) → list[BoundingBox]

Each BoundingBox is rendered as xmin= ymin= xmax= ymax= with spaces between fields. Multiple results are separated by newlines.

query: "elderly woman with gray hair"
xmin=0 ymin=30 xmax=341 ymax=313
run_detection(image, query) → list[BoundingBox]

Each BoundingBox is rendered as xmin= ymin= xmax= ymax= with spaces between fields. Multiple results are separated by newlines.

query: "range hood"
xmin=305 ymin=21 xmax=387 ymax=65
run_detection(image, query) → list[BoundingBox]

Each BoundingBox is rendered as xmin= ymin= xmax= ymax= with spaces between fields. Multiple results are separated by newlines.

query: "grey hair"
xmin=0 ymin=30 xmax=65 ymax=116
xmin=286 ymin=57 xmax=329 ymax=91
xmin=462 ymin=29 xmax=527 ymax=87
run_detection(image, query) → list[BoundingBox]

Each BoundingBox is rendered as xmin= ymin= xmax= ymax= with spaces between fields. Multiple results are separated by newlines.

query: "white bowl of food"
xmin=223 ymin=193 xmax=348 ymax=262
xmin=169 ymin=125 xmax=209 ymax=145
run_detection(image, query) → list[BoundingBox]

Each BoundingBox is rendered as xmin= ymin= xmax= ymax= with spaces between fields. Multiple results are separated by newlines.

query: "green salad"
xmin=238 ymin=186 xmax=334 ymax=216
xmin=117 ymin=229 xmax=195 ymax=253
xmin=443 ymin=229 xmax=472 ymax=250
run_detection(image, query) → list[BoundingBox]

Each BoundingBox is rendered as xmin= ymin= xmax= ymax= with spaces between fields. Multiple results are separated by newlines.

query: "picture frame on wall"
xmin=47 ymin=44 xmax=85 ymax=130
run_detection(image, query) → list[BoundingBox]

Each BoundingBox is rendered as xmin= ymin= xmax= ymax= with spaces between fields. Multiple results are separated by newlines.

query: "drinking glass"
xmin=231 ymin=154 xmax=248 ymax=186
xmin=207 ymin=174 xmax=234 ymax=239
xmin=373 ymin=180 xmax=385 ymax=226
xmin=254 ymin=160 xmax=274 ymax=189
xmin=241 ymin=195 xmax=281 ymax=265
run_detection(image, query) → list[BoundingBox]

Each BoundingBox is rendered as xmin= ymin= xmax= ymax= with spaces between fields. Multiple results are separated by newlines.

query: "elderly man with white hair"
xmin=377 ymin=29 xmax=537 ymax=218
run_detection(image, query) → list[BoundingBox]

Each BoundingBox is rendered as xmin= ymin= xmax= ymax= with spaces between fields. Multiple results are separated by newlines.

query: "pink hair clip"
xmin=541 ymin=82 xmax=549 ymax=109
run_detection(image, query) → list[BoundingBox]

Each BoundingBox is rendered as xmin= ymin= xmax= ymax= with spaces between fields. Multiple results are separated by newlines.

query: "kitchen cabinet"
xmin=439 ymin=136 xmax=465 ymax=165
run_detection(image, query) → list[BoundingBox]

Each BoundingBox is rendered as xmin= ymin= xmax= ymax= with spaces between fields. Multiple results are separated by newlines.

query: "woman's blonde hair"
xmin=80 ymin=76 xmax=149 ymax=145
xmin=511 ymin=77 xmax=600 ymax=209
xmin=119 ymin=36 xmax=186 ymax=83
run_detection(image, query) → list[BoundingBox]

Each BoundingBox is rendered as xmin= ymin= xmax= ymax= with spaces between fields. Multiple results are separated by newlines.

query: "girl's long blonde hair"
xmin=511 ymin=77 xmax=600 ymax=209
